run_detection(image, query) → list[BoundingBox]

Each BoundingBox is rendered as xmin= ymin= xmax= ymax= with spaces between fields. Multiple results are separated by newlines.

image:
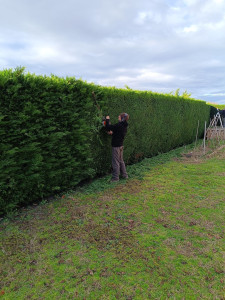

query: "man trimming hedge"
xmin=105 ymin=113 xmax=129 ymax=182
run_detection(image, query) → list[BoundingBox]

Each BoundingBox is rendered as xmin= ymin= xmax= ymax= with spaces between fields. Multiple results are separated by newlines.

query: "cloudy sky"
xmin=1 ymin=0 xmax=225 ymax=104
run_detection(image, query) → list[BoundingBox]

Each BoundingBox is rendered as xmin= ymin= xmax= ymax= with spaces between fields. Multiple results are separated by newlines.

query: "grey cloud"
xmin=0 ymin=0 xmax=225 ymax=104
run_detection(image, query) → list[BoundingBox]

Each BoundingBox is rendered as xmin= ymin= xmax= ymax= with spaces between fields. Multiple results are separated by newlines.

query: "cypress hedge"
xmin=0 ymin=68 xmax=211 ymax=214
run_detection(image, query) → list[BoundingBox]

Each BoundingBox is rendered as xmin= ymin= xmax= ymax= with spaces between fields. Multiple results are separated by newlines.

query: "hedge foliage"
xmin=0 ymin=68 xmax=211 ymax=214
xmin=207 ymin=102 xmax=225 ymax=110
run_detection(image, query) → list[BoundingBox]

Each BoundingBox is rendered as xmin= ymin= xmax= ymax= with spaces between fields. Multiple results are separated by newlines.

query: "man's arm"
xmin=105 ymin=116 xmax=116 ymax=131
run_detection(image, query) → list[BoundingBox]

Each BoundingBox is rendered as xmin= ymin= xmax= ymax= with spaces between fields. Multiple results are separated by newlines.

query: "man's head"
xmin=119 ymin=113 xmax=129 ymax=122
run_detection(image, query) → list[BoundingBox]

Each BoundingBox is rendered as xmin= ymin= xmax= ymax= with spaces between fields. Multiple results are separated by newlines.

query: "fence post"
xmin=203 ymin=121 xmax=207 ymax=154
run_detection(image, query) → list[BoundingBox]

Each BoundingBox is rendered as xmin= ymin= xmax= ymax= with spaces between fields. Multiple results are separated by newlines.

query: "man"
xmin=105 ymin=113 xmax=129 ymax=182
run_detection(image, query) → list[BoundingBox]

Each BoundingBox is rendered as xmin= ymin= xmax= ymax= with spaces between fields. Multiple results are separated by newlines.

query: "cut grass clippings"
xmin=0 ymin=141 xmax=225 ymax=299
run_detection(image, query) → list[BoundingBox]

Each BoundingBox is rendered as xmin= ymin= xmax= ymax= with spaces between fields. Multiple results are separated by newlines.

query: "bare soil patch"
xmin=175 ymin=143 xmax=225 ymax=163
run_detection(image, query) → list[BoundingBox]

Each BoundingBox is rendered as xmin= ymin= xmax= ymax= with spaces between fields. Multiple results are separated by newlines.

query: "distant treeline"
xmin=0 ymin=67 xmax=214 ymax=214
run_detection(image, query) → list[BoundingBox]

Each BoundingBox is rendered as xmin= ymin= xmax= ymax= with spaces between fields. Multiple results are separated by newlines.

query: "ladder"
xmin=209 ymin=109 xmax=223 ymax=128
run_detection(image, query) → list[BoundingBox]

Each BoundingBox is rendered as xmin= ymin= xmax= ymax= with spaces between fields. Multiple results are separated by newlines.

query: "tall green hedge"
xmin=0 ymin=68 xmax=211 ymax=214
xmin=90 ymin=87 xmax=211 ymax=173
xmin=0 ymin=68 xmax=96 ymax=213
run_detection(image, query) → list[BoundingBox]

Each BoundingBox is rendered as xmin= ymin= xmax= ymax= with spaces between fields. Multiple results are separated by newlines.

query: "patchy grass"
xmin=0 ymin=142 xmax=225 ymax=299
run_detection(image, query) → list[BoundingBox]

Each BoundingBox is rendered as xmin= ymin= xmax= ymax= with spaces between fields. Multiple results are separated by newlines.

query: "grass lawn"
xmin=0 ymin=142 xmax=225 ymax=299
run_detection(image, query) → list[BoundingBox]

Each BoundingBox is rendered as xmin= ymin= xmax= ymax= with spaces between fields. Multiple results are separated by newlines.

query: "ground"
xmin=0 ymin=141 xmax=225 ymax=299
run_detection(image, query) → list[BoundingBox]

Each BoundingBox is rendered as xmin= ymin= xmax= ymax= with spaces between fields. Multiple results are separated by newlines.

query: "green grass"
xmin=0 ymin=142 xmax=225 ymax=299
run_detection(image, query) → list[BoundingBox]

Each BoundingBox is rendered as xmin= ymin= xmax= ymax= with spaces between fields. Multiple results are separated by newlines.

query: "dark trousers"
xmin=112 ymin=146 xmax=128 ymax=181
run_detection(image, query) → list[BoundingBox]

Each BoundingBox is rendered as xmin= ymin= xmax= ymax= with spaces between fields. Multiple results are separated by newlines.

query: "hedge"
xmin=0 ymin=68 xmax=211 ymax=214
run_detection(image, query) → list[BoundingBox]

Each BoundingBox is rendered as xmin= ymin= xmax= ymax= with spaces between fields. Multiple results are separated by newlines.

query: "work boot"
xmin=110 ymin=179 xmax=119 ymax=183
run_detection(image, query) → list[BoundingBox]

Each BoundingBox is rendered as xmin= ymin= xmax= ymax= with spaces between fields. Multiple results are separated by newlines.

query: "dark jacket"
xmin=106 ymin=119 xmax=128 ymax=147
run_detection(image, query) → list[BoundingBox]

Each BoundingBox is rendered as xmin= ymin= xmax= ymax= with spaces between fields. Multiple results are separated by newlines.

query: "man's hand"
xmin=106 ymin=116 xmax=110 ymax=119
xmin=107 ymin=131 xmax=113 ymax=135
